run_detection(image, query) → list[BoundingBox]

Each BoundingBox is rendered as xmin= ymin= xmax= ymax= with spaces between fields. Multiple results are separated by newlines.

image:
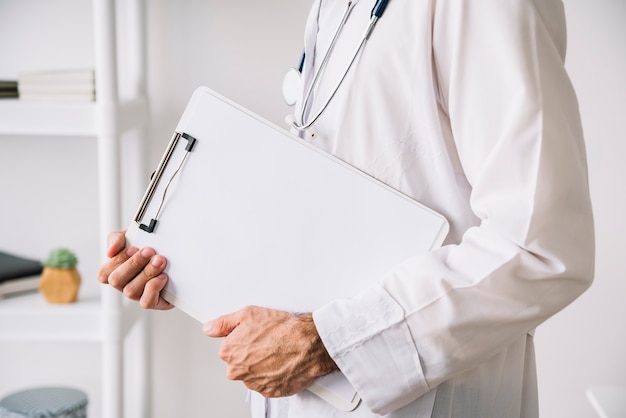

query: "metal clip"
xmin=133 ymin=131 xmax=197 ymax=233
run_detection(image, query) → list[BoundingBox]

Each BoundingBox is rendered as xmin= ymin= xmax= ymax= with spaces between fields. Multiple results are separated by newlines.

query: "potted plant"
xmin=39 ymin=247 xmax=81 ymax=303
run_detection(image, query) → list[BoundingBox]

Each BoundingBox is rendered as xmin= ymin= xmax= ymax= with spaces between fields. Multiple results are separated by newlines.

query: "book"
xmin=17 ymin=69 xmax=95 ymax=102
xmin=0 ymin=80 xmax=18 ymax=98
xmin=18 ymin=82 xmax=95 ymax=95
xmin=0 ymin=251 xmax=43 ymax=298
xmin=17 ymin=69 xmax=94 ymax=85
xmin=18 ymin=91 xmax=96 ymax=102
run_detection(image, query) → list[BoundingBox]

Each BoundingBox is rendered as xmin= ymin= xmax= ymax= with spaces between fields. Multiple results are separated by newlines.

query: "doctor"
xmin=98 ymin=0 xmax=595 ymax=417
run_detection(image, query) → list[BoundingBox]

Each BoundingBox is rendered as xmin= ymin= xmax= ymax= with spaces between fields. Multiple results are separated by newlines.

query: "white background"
xmin=0 ymin=0 xmax=624 ymax=417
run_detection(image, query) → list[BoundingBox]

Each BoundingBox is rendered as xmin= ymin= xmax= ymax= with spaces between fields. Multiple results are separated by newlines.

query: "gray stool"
xmin=0 ymin=387 xmax=88 ymax=418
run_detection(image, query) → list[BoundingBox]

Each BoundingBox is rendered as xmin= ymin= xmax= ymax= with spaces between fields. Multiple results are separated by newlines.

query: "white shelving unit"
xmin=0 ymin=0 xmax=150 ymax=417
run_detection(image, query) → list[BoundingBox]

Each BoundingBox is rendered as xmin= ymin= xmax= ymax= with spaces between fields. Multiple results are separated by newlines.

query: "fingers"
xmin=118 ymin=250 xmax=165 ymax=296
xmin=99 ymin=244 xmax=168 ymax=296
xmin=104 ymin=247 xmax=148 ymax=290
xmin=112 ymin=249 xmax=166 ymax=297
xmin=203 ymin=305 xmax=268 ymax=337
xmin=139 ymin=274 xmax=174 ymax=310
xmin=97 ymin=244 xmax=137 ymax=284
xmin=106 ymin=230 xmax=127 ymax=258
xmin=203 ymin=310 xmax=243 ymax=338
xmin=98 ymin=230 xmax=173 ymax=311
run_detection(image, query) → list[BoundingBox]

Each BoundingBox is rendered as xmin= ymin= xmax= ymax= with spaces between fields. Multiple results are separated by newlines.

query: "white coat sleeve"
xmin=312 ymin=0 xmax=595 ymax=414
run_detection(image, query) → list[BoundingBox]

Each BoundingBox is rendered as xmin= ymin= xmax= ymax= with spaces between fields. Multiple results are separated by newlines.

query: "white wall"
xmin=534 ymin=1 xmax=626 ymax=416
xmin=0 ymin=1 xmax=624 ymax=417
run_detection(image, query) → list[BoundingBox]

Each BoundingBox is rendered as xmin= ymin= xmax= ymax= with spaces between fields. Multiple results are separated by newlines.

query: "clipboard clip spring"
xmin=133 ymin=131 xmax=197 ymax=233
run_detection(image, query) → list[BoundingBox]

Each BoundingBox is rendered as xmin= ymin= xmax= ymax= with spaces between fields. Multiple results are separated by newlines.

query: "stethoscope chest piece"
xmin=282 ymin=67 xmax=301 ymax=106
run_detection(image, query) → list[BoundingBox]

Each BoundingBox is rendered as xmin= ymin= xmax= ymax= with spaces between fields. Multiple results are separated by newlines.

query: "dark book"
xmin=0 ymin=80 xmax=18 ymax=98
xmin=0 ymin=80 xmax=18 ymax=89
xmin=0 ymin=251 xmax=43 ymax=297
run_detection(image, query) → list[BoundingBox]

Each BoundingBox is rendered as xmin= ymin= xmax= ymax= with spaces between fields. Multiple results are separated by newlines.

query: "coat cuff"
xmin=312 ymin=285 xmax=430 ymax=414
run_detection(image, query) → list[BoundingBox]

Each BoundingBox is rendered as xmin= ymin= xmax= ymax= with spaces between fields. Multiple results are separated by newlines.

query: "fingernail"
xmin=202 ymin=321 xmax=213 ymax=335
xmin=141 ymin=248 xmax=154 ymax=258
xmin=126 ymin=247 xmax=138 ymax=257
xmin=151 ymin=255 xmax=164 ymax=268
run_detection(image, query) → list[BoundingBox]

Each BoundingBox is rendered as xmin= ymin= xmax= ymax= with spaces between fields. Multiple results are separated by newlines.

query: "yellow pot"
xmin=39 ymin=266 xmax=81 ymax=303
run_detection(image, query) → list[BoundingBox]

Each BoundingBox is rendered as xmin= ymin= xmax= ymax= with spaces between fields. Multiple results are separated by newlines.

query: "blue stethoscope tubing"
xmin=285 ymin=0 xmax=391 ymax=131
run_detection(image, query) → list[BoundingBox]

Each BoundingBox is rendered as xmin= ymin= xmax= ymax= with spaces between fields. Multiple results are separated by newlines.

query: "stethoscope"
xmin=282 ymin=0 xmax=390 ymax=131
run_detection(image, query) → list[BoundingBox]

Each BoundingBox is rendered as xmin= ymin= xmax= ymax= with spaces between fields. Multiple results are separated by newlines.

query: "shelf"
xmin=0 ymin=98 xmax=148 ymax=137
xmin=0 ymin=99 xmax=96 ymax=136
xmin=0 ymin=291 xmax=141 ymax=342
xmin=0 ymin=0 xmax=150 ymax=414
xmin=0 ymin=292 xmax=102 ymax=341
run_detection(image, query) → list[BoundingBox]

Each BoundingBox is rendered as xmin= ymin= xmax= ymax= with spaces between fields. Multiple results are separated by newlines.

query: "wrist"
xmin=293 ymin=313 xmax=338 ymax=378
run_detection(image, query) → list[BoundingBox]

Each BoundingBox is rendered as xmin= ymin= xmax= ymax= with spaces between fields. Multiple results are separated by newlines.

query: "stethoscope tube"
xmin=371 ymin=0 xmax=389 ymax=19
xmin=287 ymin=0 xmax=391 ymax=131
xmin=297 ymin=1 xmax=358 ymax=130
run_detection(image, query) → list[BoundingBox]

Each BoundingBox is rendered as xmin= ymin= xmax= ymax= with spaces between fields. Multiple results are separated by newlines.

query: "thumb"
xmin=202 ymin=313 xmax=239 ymax=338
xmin=106 ymin=230 xmax=127 ymax=258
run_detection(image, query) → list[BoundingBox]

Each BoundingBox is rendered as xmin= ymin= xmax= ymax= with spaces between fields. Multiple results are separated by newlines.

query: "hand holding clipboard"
xmin=122 ymin=87 xmax=449 ymax=410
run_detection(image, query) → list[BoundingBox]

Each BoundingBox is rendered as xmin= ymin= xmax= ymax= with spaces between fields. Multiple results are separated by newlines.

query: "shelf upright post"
xmin=93 ymin=0 xmax=123 ymax=417
xmin=124 ymin=0 xmax=151 ymax=416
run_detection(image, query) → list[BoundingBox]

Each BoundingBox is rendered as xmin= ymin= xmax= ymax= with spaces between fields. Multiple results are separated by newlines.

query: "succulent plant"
xmin=43 ymin=247 xmax=78 ymax=269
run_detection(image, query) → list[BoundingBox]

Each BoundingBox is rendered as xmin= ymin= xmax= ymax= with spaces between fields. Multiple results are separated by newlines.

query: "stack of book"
xmin=0 ymin=251 xmax=43 ymax=298
xmin=0 ymin=80 xmax=18 ymax=98
xmin=17 ymin=69 xmax=96 ymax=102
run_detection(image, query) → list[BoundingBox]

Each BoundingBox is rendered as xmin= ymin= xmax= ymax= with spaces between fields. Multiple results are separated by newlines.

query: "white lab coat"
xmin=253 ymin=0 xmax=595 ymax=417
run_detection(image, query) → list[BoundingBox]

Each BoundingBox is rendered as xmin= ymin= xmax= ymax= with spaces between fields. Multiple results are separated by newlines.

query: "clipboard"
xmin=126 ymin=86 xmax=449 ymax=411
